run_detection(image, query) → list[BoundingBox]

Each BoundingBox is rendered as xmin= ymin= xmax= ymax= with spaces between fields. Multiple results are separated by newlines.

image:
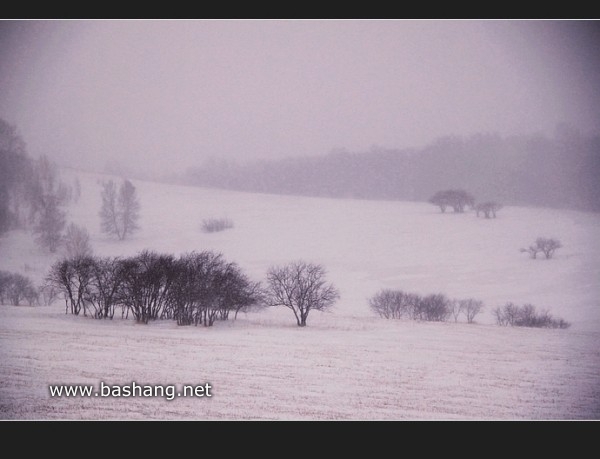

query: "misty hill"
xmin=184 ymin=128 xmax=600 ymax=212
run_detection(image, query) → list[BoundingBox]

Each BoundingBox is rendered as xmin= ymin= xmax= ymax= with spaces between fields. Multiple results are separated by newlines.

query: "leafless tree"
xmin=536 ymin=237 xmax=562 ymax=259
xmin=460 ymin=298 xmax=484 ymax=323
xmin=450 ymin=299 xmax=462 ymax=322
xmin=46 ymin=256 xmax=95 ymax=316
xmin=86 ymin=257 xmax=124 ymax=319
xmin=63 ymin=223 xmax=93 ymax=258
xmin=118 ymin=251 xmax=176 ymax=324
xmin=264 ymin=261 xmax=340 ymax=327
xmin=99 ymin=179 xmax=140 ymax=240
xmin=475 ymin=201 xmax=502 ymax=219
xmin=414 ymin=293 xmax=451 ymax=322
xmin=33 ymin=194 xmax=66 ymax=253
xmin=118 ymin=179 xmax=140 ymax=239
xmin=369 ymin=289 xmax=415 ymax=319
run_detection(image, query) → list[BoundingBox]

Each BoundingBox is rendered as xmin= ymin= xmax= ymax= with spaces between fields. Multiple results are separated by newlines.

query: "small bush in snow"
xmin=201 ymin=218 xmax=234 ymax=233
xmin=493 ymin=302 xmax=570 ymax=329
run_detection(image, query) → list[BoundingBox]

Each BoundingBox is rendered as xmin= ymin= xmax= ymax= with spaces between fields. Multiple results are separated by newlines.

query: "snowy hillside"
xmin=1 ymin=168 xmax=599 ymax=419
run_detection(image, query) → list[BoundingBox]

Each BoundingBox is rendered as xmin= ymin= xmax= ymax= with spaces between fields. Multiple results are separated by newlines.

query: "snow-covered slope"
xmin=1 ymin=168 xmax=599 ymax=419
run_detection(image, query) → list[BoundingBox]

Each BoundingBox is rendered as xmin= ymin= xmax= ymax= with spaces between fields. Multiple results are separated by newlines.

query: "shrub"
xmin=201 ymin=218 xmax=234 ymax=233
xmin=369 ymin=289 xmax=452 ymax=322
xmin=415 ymin=293 xmax=452 ymax=322
xmin=369 ymin=289 xmax=416 ymax=319
xmin=460 ymin=298 xmax=484 ymax=324
xmin=493 ymin=302 xmax=570 ymax=329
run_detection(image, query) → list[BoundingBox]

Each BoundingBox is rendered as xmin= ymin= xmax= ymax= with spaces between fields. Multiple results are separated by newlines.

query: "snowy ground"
xmin=1 ymin=168 xmax=599 ymax=420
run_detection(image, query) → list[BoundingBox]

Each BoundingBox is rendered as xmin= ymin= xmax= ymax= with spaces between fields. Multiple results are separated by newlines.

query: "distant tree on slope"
xmin=99 ymin=179 xmax=140 ymax=240
xmin=63 ymin=223 xmax=93 ymax=258
xmin=429 ymin=189 xmax=475 ymax=213
xmin=475 ymin=201 xmax=502 ymax=219
xmin=520 ymin=237 xmax=562 ymax=260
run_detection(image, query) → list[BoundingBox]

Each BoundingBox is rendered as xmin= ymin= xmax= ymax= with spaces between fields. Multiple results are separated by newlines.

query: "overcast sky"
xmin=1 ymin=19 xmax=599 ymax=177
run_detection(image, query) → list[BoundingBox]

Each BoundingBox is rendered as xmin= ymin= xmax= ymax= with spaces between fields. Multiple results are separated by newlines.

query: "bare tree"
xmin=33 ymin=194 xmax=66 ymax=253
xmin=450 ymin=299 xmax=462 ymax=322
xmin=414 ymin=293 xmax=452 ymax=322
xmin=475 ymin=201 xmax=502 ymax=219
xmin=118 ymin=179 xmax=140 ymax=239
xmin=99 ymin=179 xmax=140 ymax=240
xmin=536 ymin=237 xmax=562 ymax=259
xmin=369 ymin=289 xmax=416 ymax=319
xmin=118 ymin=251 xmax=176 ymax=324
xmin=99 ymin=180 xmax=119 ymax=239
xmin=264 ymin=261 xmax=340 ymax=327
xmin=63 ymin=223 xmax=93 ymax=258
xmin=46 ymin=256 xmax=95 ymax=316
xmin=86 ymin=256 xmax=124 ymax=319
xmin=460 ymin=298 xmax=484 ymax=323
xmin=428 ymin=191 xmax=451 ymax=213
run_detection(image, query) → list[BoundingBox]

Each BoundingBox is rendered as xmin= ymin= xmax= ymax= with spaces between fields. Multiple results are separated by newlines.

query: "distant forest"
xmin=184 ymin=127 xmax=600 ymax=212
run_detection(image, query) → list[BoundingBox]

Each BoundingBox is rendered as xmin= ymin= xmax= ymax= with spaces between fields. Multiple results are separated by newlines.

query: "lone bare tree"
xmin=33 ymin=194 xmax=66 ymax=253
xmin=459 ymin=298 xmax=484 ymax=323
xmin=63 ymin=223 xmax=93 ymax=258
xmin=264 ymin=261 xmax=340 ymax=327
xmin=99 ymin=179 xmax=140 ymax=240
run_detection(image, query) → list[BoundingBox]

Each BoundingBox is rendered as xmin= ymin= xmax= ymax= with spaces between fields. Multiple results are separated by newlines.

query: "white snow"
xmin=1 ymin=168 xmax=599 ymax=420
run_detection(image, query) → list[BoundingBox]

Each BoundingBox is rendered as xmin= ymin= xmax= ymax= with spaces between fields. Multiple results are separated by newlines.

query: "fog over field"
xmin=0 ymin=20 xmax=599 ymax=420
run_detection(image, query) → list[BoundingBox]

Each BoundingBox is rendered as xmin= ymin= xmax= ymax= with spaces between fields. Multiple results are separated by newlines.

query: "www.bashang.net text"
xmin=48 ymin=381 xmax=212 ymax=401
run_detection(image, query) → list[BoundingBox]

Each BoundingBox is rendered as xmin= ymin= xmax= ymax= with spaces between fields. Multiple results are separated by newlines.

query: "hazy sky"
xmin=1 ymin=19 xmax=599 ymax=177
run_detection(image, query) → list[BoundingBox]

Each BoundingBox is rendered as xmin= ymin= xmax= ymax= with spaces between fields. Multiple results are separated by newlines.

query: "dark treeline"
xmin=184 ymin=127 xmax=600 ymax=212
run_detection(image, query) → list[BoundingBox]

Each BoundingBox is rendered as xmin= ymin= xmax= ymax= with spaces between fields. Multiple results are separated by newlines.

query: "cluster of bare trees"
xmin=0 ymin=270 xmax=38 ymax=306
xmin=493 ymin=302 xmax=570 ymax=329
xmin=369 ymin=288 xmax=570 ymax=330
xmin=430 ymin=188 xmax=565 ymax=259
xmin=369 ymin=289 xmax=484 ymax=324
xmin=429 ymin=189 xmax=475 ymax=214
xmin=45 ymin=256 xmax=340 ymax=328
xmin=520 ymin=237 xmax=562 ymax=259
xmin=429 ymin=188 xmax=503 ymax=219
xmin=46 ymin=250 xmax=262 ymax=325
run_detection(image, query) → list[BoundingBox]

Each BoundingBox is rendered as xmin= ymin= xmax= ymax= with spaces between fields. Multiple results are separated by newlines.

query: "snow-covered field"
xmin=1 ymin=169 xmax=599 ymax=420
